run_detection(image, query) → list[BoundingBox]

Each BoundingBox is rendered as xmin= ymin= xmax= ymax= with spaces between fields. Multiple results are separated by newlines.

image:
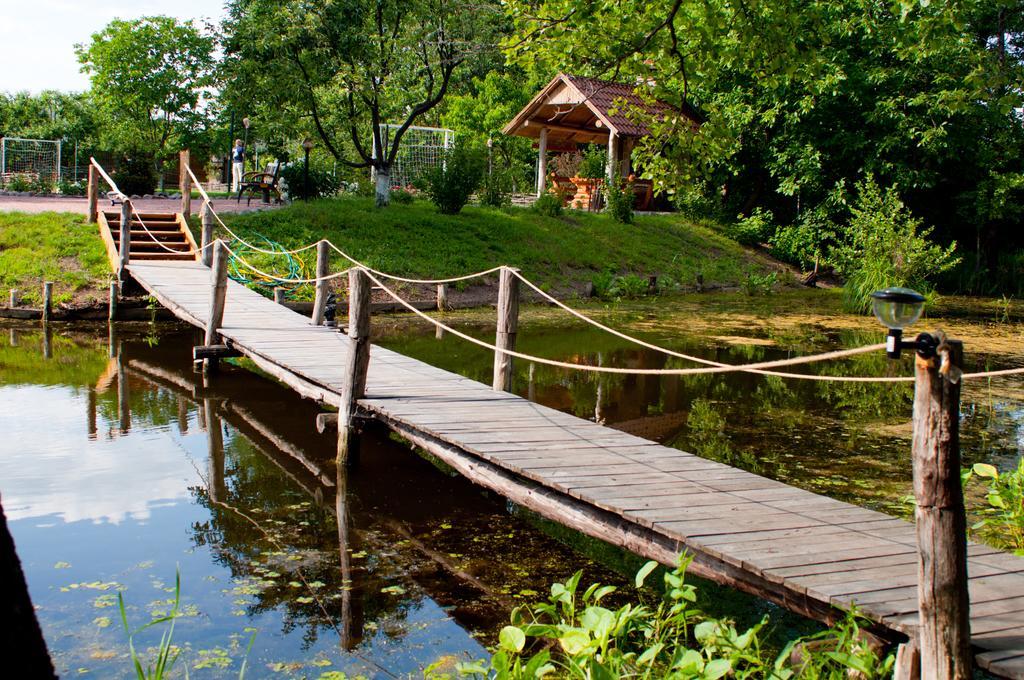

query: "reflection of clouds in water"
xmin=0 ymin=385 xmax=201 ymax=524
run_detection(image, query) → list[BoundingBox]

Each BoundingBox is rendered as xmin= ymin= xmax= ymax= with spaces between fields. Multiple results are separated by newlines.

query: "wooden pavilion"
xmin=502 ymin=73 xmax=700 ymax=202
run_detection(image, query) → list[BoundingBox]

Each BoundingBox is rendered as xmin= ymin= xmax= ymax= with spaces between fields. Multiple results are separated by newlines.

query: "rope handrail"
xmin=325 ymin=241 xmax=504 ymax=285
xmin=184 ymin=165 xmax=212 ymax=204
xmin=221 ymin=242 xmax=352 ymax=284
xmin=90 ymin=157 xmax=125 ymax=199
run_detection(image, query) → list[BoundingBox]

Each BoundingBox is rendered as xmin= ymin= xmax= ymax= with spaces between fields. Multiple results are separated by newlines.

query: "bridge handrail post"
xmin=492 ymin=266 xmax=520 ymax=392
xmin=437 ymin=283 xmax=449 ymax=312
xmin=200 ymin=201 xmax=215 ymax=267
xmin=338 ymin=267 xmax=371 ymax=466
xmin=911 ymin=335 xmax=969 ymax=679
xmin=87 ymin=164 xmax=99 ymax=224
xmin=202 ymin=240 xmax=230 ymax=373
xmin=118 ymin=199 xmax=132 ymax=282
xmin=311 ymin=240 xmax=330 ymax=325
xmin=180 ymin=149 xmax=192 ymax=216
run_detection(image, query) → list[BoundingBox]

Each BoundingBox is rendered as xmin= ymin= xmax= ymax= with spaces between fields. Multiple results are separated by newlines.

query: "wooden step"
xmin=113 ymin=231 xmax=187 ymax=239
xmin=122 ymin=242 xmax=192 ymax=252
xmin=129 ymin=252 xmax=196 ymax=261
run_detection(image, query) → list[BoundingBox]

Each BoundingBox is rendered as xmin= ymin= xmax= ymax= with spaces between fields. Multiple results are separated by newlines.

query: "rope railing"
xmin=89 ymin=157 xmax=125 ymax=200
xmin=221 ymin=242 xmax=352 ymax=285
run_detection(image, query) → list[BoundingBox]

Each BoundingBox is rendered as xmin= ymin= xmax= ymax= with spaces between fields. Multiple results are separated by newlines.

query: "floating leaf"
xmin=92 ymin=616 xmax=111 ymax=628
xmin=499 ymin=625 xmax=526 ymax=653
xmin=54 ymin=561 xmax=72 ymax=569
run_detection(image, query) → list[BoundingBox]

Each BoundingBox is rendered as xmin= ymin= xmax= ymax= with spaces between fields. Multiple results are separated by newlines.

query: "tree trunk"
xmin=374 ymin=167 xmax=390 ymax=208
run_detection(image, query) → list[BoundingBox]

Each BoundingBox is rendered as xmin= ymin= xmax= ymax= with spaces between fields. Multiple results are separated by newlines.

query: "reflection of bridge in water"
xmin=88 ymin=328 xmax=574 ymax=652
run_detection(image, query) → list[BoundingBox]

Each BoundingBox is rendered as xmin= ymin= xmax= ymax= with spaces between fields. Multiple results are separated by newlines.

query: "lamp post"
xmin=242 ymin=117 xmax=251 ymax=171
xmin=302 ymin=138 xmax=315 ymax=201
xmin=873 ymin=286 xmax=970 ymax=680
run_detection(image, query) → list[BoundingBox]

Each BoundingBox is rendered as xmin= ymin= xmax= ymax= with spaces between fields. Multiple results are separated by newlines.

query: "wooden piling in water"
xmin=437 ymin=283 xmax=449 ymax=312
xmin=41 ymin=282 xmax=52 ymax=323
xmin=87 ymin=164 xmax=98 ymax=224
xmin=202 ymin=241 xmax=229 ymax=373
xmin=118 ymin=200 xmax=132 ymax=282
xmin=200 ymin=201 xmax=215 ymax=267
xmin=180 ymin=150 xmax=192 ymax=216
xmin=338 ymin=268 xmax=371 ymax=466
xmin=108 ymin=281 xmax=118 ymax=321
xmin=492 ymin=267 xmax=520 ymax=392
xmin=8 ymin=289 xmax=19 ymax=308
xmin=273 ymin=287 xmax=285 ymax=304
xmin=312 ymin=240 xmax=330 ymax=325
xmin=912 ymin=335 xmax=969 ymax=680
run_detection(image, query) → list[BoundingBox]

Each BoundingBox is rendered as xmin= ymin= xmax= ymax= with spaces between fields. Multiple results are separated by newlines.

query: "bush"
xmin=830 ymin=176 xmax=960 ymax=313
xmin=726 ymin=207 xmax=774 ymax=247
xmin=420 ymin=140 xmax=486 ymax=214
xmin=479 ymin=168 xmax=512 ymax=208
xmin=533 ymin=192 xmax=563 ymax=217
xmin=604 ymin=176 xmax=635 ymax=224
xmin=280 ymin=163 xmax=338 ymax=200
xmin=391 ymin=188 xmax=415 ymax=204
xmin=577 ymin=146 xmax=606 ymax=180
xmin=57 ymin=178 xmax=87 ymax=196
xmin=113 ymin=155 xmax=157 ymax=196
xmin=3 ymin=173 xmax=37 ymax=192
xmin=741 ymin=270 xmax=778 ymax=295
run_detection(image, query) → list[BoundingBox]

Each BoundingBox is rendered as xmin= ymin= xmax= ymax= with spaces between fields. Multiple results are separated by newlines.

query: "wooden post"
xmin=205 ymin=399 xmax=226 ymax=504
xmin=311 ymin=240 xmax=330 ymax=325
xmin=912 ymin=335 xmax=970 ymax=680
xmin=200 ymin=201 xmax=215 ymax=267
xmin=87 ymin=387 xmax=97 ymax=439
xmin=8 ymin=289 xmax=19 ymax=308
xmin=273 ymin=287 xmax=285 ymax=304
xmin=436 ymin=283 xmax=449 ymax=312
xmin=492 ymin=266 xmax=520 ymax=392
xmin=108 ymin=281 xmax=118 ymax=321
xmin=203 ymin=241 xmax=229 ymax=372
xmin=87 ymin=164 xmax=98 ymax=224
xmin=180 ymin=150 xmax=192 ymax=216
xmin=337 ymin=268 xmax=371 ymax=466
xmin=41 ymin=282 xmax=53 ymax=323
xmin=536 ymin=127 xmax=549 ymax=197
xmin=118 ymin=199 xmax=132 ymax=282
xmin=894 ymin=639 xmax=921 ymax=680
xmin=607 ymin=130 xmax=618 ymax=183
xmin=42 ymin=324 xmax=52 ymax=359
xmin=116 ymin=340 xmax=130 ymax=433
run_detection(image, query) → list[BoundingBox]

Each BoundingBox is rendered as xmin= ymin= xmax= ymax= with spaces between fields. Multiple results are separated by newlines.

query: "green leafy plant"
xmin=604 ymin=176 xmax=635 ymax=224
xmin=3 ymin=173 xmax=39 ymax=192
xmin=727 ymin=208 xmax=774 ymax=247
xmin=118 ymin=570 xmax=183 ymax=679
xmin=480 ymin=168 xmax=512 ymax=208
xmin=590 ymin=269 xmax=616 ymax=298
xmin=741 ymin=271 xmax=777 ymax=296
xmin=280 ymin=163 xmax=338 ymax=201
xmin=456 ymin=558 xmax=893 ymax=679
xmin=576 ymin=147 xmax=606 ymax=180
xmin=421 ymin=140 xmax=486 ymax=214
xmin=611 ymin=273 xmax=649 ymax=299
xmin=830 ymin=176 xmax=960 ymax=313
xmin=533 ymin=191 xmax=564 ymax=217
xmin=57 ymin=178 xmax=87 ymax=196
xmin=964 ymin=461 xmax=1024 ymax=552
xmin=391 ymin=188 xmax=416 ymax=204
xmin=113 ymin=155 xmax=157 ymax=196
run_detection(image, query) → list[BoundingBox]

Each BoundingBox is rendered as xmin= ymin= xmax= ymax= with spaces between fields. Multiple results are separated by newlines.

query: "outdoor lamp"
xmin=242 ymin=117 xmax=251 ymax=129
xmin=870 ymin=287 xmax=933 ymax=359
xmin=301 ymin=138 xmax=315 ymax=200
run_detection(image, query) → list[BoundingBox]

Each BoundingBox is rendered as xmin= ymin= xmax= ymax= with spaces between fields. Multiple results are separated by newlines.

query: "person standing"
xmin=231 ymin=139 xmax=245 ymax=192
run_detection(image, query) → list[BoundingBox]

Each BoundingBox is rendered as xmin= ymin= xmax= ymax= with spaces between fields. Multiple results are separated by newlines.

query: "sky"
xmin=0 ymin=0 xmax=226 ymax=94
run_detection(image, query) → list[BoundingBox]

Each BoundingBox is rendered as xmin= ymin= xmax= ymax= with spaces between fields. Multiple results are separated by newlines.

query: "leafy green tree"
xmin=221 ymin=0 xmax=501 ymax=207
xmin=505 ymin=0 xmax=1024 ymax=288
xmin=76 ymin=16 xmax=215 ymax=188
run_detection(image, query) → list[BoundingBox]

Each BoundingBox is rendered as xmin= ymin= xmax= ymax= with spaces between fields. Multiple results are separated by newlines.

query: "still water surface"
xmin=2 ymin=290 xmax=1022 ymax=677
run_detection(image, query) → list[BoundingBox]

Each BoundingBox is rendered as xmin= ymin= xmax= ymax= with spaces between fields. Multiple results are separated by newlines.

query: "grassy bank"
xmin=211 ymin=198 xmax=785 ymax=295
xmin=0 ymin=212 xmax=110 ymax=306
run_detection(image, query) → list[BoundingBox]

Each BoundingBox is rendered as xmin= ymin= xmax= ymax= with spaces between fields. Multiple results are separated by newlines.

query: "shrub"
xmin=3 ymin=173 xmax=38 ymax=192
xmin=963 ymin=461 xmax=1024 ymax=551
xmin=479 ymin=168 xmax=512 ymax=208
xmin=830 ymin=176 xmax=960 ymax=313
xmin=391 ymin=188 xmax=415 ymax=204
xmin=280 ymin=163 xmax=338 ymax=200
xmin=420 ymin=140 xmax=486 ymax=214
xmin=57 ymin=178 xmax=87 ymax=196
xmin=590 ymin=269 xmax=616 ymax=298
xmin=533 ymin=192 xmax=563 ymax=217
xmin=612 ymin=272 xmax=648 ymax=298
xmin=726 ymin=207 xmax=774 ymax=247
xmin=577 ymin=146 xmax=606 ymax=180
xmin=604 ymin=176 xmax=635 ymax=224
xmin=113 ymin=155 xmax=157 ymax=196
xmin=741 ymin=270 xmax=778 ymax=295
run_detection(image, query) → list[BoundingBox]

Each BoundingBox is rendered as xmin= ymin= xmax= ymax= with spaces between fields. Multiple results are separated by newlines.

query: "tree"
xmin=76 ymin=16 xmax=215 ymax=189
xmin=221 ymin=0 xmax=501 ymax=207
xmin=505 ymin=0 xmax=1024 ymax=288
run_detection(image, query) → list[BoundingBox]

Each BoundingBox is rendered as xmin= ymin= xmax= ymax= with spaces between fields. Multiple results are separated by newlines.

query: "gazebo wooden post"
xmin=607 ymin=131 xmax=618 ymax=182
xmin=536 ymin=127 xmax=549 ymax=197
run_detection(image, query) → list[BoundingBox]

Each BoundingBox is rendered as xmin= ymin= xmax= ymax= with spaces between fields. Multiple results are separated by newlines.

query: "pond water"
xmin=2 ymin=289 xmax=1022 ymax=677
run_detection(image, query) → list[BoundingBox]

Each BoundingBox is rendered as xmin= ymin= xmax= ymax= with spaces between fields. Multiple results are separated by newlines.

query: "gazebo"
xmin=502 ymin=73 xmax=699 ymax=202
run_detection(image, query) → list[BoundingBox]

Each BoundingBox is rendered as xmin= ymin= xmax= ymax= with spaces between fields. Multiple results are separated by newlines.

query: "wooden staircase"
xmin=97 ymin=210 xmax=200 ymax=270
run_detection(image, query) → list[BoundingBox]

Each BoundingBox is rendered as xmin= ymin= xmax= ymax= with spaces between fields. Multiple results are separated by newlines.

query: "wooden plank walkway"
xmin=128 ymin=260 xmax=1024 ymax=678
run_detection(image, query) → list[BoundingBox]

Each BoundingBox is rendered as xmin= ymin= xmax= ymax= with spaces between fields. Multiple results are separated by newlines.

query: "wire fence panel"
xmin=376 ymin=124 xmax=455 ymax=189
xmin=1 ymin=137 xmax=61 ymax=189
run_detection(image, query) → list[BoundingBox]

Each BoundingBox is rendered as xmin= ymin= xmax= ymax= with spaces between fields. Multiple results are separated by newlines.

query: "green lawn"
xmin=209 ymin=198 xmax=783 ymax=294
xmin=0 ymin=212 xmax=110 ymax=305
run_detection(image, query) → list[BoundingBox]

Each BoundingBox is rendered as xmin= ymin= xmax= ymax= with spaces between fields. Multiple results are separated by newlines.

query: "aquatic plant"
xmin=454 ymin=557 xmax=894 ymax=679
xmin=964 ymin=461 xmax=1024 ymax=552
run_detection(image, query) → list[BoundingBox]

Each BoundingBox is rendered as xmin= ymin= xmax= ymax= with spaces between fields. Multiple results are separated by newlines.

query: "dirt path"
xmin=0 ymin=195 xmax=282 ymax=215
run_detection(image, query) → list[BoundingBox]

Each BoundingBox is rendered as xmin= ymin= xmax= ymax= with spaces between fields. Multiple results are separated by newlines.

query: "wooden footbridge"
xmin=86 ymin=158 xmax=1024 ymax=679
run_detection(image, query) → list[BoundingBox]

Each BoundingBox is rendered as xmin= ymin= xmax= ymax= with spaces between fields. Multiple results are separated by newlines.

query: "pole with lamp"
xmin=242 ymin=117 xmax=251 ymax=172
xmin=302 ymin=138 xmax=314 ymax=201
xmin=871 ymin=287 xmax=970 ymax=680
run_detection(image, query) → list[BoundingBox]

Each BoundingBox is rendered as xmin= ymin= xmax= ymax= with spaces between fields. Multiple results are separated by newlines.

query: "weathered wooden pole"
xmin=200 ymin=201 xmax=215 ymax=267
xmin=176 ymin=396 xmax=189 ymax=435
xmin=8 ymin=289 xmax=19 ymax=308
xmin=118 ymin=199 xmax=132 ymax=283
xmin=203 ymin=241 xmax=229 ymax=373
xmin=108 ymin=281 xmax=119 ymax=321
xmin=87 ymin=164 xmax=99 ymax=224
xmin=337 ymin=268 xmax=371 ymax=466
xmin=116 ymin=340 xmax=130 ymax=433
xmin=87 ymin=387 xmax=98 ymax=439
xmin=492 ymin=266 xmax=520 ymax=392
xmin=436 ymin=283 xmax=449 ymax=312
xmin=42 ymin=323 xmax=52 ymax=359
xmin=311 ymin=240 xmax=330 ymax=325
xmin=205 ymin=399 xmax=226 ymax=504
xmin=180 ymin=149 xmax=192 ymax=216
xmin=41 ymin=282 xmax=53 ymax=323
xmin=912 ymin=334 xmax=970 ymax=680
